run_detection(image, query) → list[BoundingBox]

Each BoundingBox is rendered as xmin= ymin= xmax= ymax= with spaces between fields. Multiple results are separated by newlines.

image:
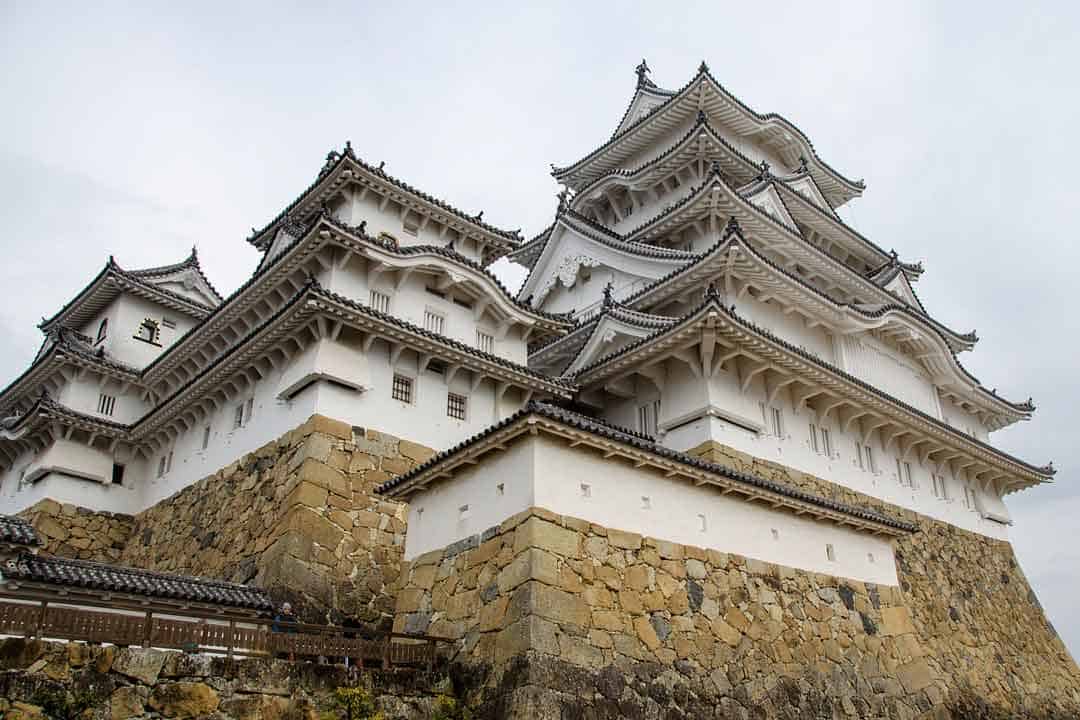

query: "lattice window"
xmin=369 ymin=290 xmax=391 ymax=314
xmin=424 ymin=310 xmax=444 ymax=335
xmin=476 ymin=331 xmax=494 ymax=354
xmin=97 ymin=394 xmax=116 ymax=416
xmin=392 ymin=374 xmax=413 ymax=404
xmin=821 ymin=428 xmax=832 ymax=457
xmin=447 ymin=392 xmax=467 ymax=420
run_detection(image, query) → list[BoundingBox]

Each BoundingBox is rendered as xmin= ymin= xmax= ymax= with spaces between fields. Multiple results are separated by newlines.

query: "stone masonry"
xmin=395 ymin=498 xmax=1080 ymax=715
xmin=0 ymin=637 xmax=448 ymax=719
xmin=17 ymin=500 xmax=134 ymax=563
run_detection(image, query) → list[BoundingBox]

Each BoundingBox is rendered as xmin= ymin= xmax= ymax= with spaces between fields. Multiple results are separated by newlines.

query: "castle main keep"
xmin=1 ymin=61 xmax=1076 ymax=718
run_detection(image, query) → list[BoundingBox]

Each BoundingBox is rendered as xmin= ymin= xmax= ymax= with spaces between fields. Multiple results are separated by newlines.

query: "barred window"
xmin=476 ymin=331 xmax=494 ymax=354
xmin=392 ymin=374 xmax=413 ymax=404
xmin=97 ymin=394 xmax=116 ymax=416
xmin=424 ymin=310 xmax=444 ymax=334
xmin=369 ymin=290 xmax=391 ymax=314
xmin=447 ymin=392 xmax=467 ymax=420
xmin=202 ymin=425 xmax=212 ymax=450
xmin=233 ymin=404 xmax=244 ymax=430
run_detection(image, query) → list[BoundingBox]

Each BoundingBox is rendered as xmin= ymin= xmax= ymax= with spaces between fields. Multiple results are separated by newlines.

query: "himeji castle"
xmin=0 ymin=60 xmax=1054 ymax=584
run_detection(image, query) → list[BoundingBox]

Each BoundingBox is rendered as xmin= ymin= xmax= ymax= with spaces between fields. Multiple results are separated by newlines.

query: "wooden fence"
xmin=0 ymin=600 xmax=439 ymax=670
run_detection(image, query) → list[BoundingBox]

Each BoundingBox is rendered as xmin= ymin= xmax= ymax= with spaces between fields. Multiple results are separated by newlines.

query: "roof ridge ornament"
xmin=704 ymin=282 xmax=721 ymax=302
xmin=710 ymin=160 xmax=722 ymax=177
xmin=798 ymin=156 xmax=809 ymax=173
xmin=698 ymin=60 xmax=710 ymax=74
xmin=635 ymin=59 xmax=651 ymax=88
xmin=556 ymin=188 xmax=570 ymax=215
xmin=697 ymin=109 xmax=707 ymax=124
xmin=757 ymin=160 xmax=771 ymax=181
xmin=724 ymin=216 xmax=742 ymax=237
xmin=602 ymin=281 xmax=614 ymax=309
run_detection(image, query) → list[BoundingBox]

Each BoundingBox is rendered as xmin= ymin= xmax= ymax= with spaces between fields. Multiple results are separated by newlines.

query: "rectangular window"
xmin=233 ymin=404 xmax=244 ymax=430
xmin=201 ymin=425 xmax=212 ymax=451
xmin=97 ymin=394 xmax=116 ymax=416
xmin=637 ymin=402 xmax=659 ymax=436
xmin=826 ymin=543 xmax=836 ymax=562
xmin=896 ymin=459 xmax=914 ymax=487
xmin=864 ymin=444 xmax=876 ymax=473
xmin=771 ymin=407 xmax=784 ymax=438
xmin=963 ymin=486 xmax=976 ymax=510
xmin=447 ymin=392 xmax=467 ymax=420
xmin=932 ymin=474 xmax=944 ymax=499
xmin=392 ymin=374 xmax=413 ymax=404
xmin=821 ymin=428 xmax=832 ymax=457
xmin=580 ymin=483 xmax=591 ymax=498
xmin=369 ymin=290 xmax=391 ymax=314
xmin=111 ymin=463 xmax=125 ymax=485
xmin=157 ymin=456 xmax=166 ymax=478
xmin=424 ymin=310 xmax=445 ymax=335
xmin=855 ymin=442 xmax=864 ymax=470
xmin=165 ymin=450 xmax=173 ymax=473
xmin=244 ymin=398 xmax=254 ymax=425
xmin=698 ymin=514 xmax=707 ymax=532
xmin=476 ymin=331 xmax=495 ymax=354
xmin=809 ymin=423 xmax=819 ymax=453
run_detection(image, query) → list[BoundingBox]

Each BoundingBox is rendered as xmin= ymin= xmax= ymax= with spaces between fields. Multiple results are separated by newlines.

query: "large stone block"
xmin=513 ymin=516 xmax=581 ymax=558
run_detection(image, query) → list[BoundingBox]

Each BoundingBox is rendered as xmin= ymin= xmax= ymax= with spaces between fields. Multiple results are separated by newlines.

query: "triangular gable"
xmin=743 ymin=184 xmax=797 ymax=230
xmin=785 ymin=175 xmax=836 ymax=217
xmin=565 ymin=313 xmax=669 ymax=375
xmin=882 ymin=272 xmax=925 ymax=312
xmin=143 ymin=266 xmax=220 ymax=308
xmin=614 ymin=89 xmax=671 ymax=137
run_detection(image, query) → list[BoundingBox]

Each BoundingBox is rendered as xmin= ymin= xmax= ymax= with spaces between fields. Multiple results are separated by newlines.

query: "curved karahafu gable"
xmin=248 ymin=144 xmax=522 ymax=263
xmin=552 ymin=61 xmax=865 ymax=208
xmin=516 ymin=209 xmax=698 ymax=307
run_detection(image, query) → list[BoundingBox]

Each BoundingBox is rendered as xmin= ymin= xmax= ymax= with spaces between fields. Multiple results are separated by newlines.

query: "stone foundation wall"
xmin=395 ymin=499 xmax=1080 ymax=718
xmin=117 ymin=415 xmax=433 ymax=626
xmin=17 ymin=499 xmax=134 ymax=562
xmin=0 ymin=638 xmax=448 ymax=719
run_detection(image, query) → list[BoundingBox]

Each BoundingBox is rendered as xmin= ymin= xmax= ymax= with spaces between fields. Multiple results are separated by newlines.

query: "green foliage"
xmin=333 ymin=685 xmax=384 ymax=720
xmin=431 ymin=694 xmax=473 ymax=720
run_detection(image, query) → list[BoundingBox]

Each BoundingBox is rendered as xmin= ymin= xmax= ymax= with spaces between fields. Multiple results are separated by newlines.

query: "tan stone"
xmin=725 ymin=608 xmax=751 ymax=633
xmin=881 ymin=606 xmax=916 ymax=636
xmin=110 ymin=686 xmax=148 ymax=720
xmin=513 ymin=516 xmax=581 ymax=558
xmin=633 ymin=615 xmax=661 ymax=650
xmin=897 ymin=658 xmax=935 ymax=693
xmin=529 ymin=582 xmax=591 ymax=627
xmin=307 ymin=414 xmax=353 ymax=440
xmin=618 ymin=589 xmax=645 ymax=615
xmin=399 ymin=439 xmax=436 ymax=463
xmin=284 ymin=480 xmax=328 ymax=509
xmin=608 ymin=528 xmax=642 ymax=550
xmin=479 ymin=596 xmax=511 ymax=632
xmin=712 ymin=617 xmax=742 ymax=647
xmin=592 ymin=609 xmax=627 ymax=632
xmin=147 ymin=682 xmax=219 ymax=718
xmin=625 ymin=564 xmax=652 ymax=591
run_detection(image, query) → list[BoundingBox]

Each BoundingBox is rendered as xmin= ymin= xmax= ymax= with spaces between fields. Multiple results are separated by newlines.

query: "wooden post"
xmin=143 ymin=610 xmax=153 ymax=649
xmin=227 ymin=620 xmax=235 ymax=659
xmin=382 ymin=636 xmax=391 ymax=670
xmin=34 ymin=601 xmax=47 ymax=640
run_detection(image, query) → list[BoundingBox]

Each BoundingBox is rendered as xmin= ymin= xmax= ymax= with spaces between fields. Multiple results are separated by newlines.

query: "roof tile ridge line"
xmin=309 ymin=285 xmax=577 ymax=389
xmin=774 ymin=178 xmax=900 ymax=267
xmin=528 ymin=316 xmax=600 ymax=358
xmin=251 ymin=146 xmax=522 ymax=249
xmin=317 ymin=213 xmax=571 ymax=325
xmin=708 ymin=234 xmax=1011 ymax=410
xmin=24 ymin=553 xmax=268 ymax=591
xmin=696 ymin=67 xmax=864 ymax=192
xmin=608 ymin=60 xmax=679 ymax=142
xmin=554 ymin=65 xmax=864 ymax=195
xmin=553 ymin=67 xmax=703 ymax=176
xmin=569 ymin=113 xmax=763 ymax=208
xmin=37 ymin=262 xmax=113 ymax=330
xmin=380 ymin=401 xmax=914 ymax=531
xmin=575 ymin=298 xmax=1051 ymax=476
xmin=610 ymin=230 xmax=1016 ymax=412
xmin=560 ymin=209 xmax=699 ymax=256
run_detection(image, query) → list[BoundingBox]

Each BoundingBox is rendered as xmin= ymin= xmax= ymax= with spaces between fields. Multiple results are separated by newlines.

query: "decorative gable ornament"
xmin=535 ymin=255 xmax=600 ymax=304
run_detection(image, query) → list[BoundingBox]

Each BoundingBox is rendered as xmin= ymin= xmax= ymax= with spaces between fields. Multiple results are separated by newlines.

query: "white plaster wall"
xmin=331 ymin=190 xmax=483 ymax=262
xmin=136 ymin=359 xmax=319 ymax=508
xmin=737 ymin=295 xmax=835 ymax=364
xmin=314 ymin=338 xmax=525 ymax=452
xmin=402 ymin=434 xmax=898 ymax=586
xmin=56 ymin=375 xmax=150 ymax=425
xmin=0 ymin=443 xmax=146 ymax=515
xmin=646 ymin=367 xmax=1011 ymax=541
xmin=403 ymin=440 xmax=534 ymax=559
xmin=80 ymin=296 xmax=198 ymax=371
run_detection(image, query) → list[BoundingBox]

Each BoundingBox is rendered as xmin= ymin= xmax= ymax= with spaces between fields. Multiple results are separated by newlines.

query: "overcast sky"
xmin=1 ymin=2 xmax=1077 ymax=655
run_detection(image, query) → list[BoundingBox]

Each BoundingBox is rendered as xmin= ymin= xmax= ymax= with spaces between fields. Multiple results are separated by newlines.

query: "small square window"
xmin=111 ymin=463 xmax=125 ymax=485
xmin=580 ymin=483 xmax=591 ymax=498
xmin=641 ymin=496 xmax=651 ymax=510
xmin=496 ymin=483 xmax=505 ymax=497
xmin=771 ymin=528 xmax=779 ymax=541
xmin=392 ymin=374 xmax=413 ymax=404
xmin=447 ymin=392 xmax=467 ymax=420
xmin=458 ymin=504 xmax=470 ymax=521
xmin=867 ymin=553 xmax=875 ymax=564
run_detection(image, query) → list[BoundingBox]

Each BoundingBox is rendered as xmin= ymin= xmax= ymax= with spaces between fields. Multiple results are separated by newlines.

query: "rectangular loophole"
xmin=580 ymin=483 xmax=591 ymax=498
xmin=826 ymin=543 xmax=836 ymax=562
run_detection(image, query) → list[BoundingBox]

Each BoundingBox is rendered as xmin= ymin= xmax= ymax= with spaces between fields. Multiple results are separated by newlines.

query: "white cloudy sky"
xmin=1 ymin=2 xmax=1077 ymax=654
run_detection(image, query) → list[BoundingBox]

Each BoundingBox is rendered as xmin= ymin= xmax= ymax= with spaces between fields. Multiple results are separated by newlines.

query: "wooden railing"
xmin=0 ymin=600 xmax=440 ymax=670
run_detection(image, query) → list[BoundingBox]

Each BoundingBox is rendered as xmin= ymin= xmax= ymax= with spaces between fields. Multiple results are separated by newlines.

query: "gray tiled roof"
xmin=0 ymin=515 xmax=43 ymax=547
xmin=4 ymin=553 xmax=273 ymax=611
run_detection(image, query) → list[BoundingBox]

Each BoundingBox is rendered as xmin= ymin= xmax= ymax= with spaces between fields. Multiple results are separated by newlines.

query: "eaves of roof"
xmin=572 ymin=298 xmax=1050 ymax=478
xmin=377 ymin=400 xmax=917 ymax=534
xmin=248 ymin=145 xmax=522 ymax=253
